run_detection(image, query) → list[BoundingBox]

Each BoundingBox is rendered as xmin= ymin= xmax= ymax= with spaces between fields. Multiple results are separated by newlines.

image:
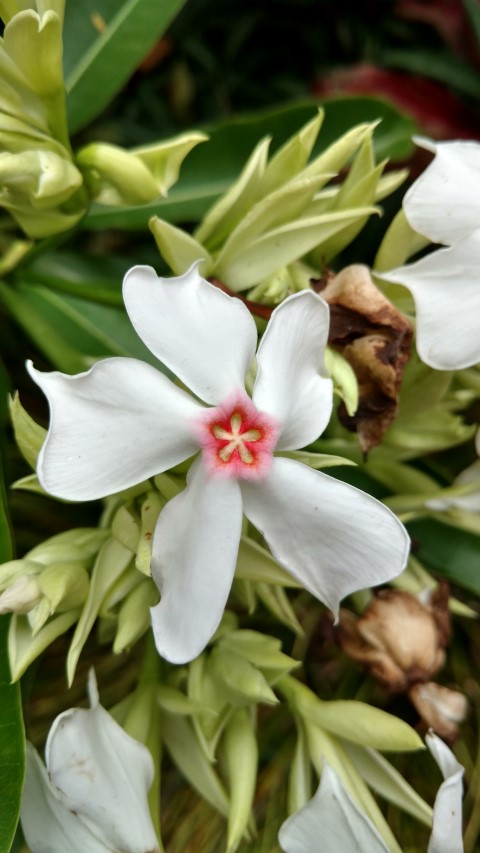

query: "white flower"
xmin=20 ymin=671 xmax=160 ymax=853
xmin=278 ymin=761 xmax=389 ymax=853
xmin=381 ymin=138 xmax=480 ymax=370
xmin=28 ymin=263 xmax=409 ymax=663
xmin=426 ymin=731 xmax=465 ymax=853
xmin=278 ymin=733 xmax=464 ymax=853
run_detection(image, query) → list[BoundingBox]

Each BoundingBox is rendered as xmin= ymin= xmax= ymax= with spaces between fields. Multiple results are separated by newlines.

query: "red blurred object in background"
xmin=314 ymin=63 xmax=480 ymax=140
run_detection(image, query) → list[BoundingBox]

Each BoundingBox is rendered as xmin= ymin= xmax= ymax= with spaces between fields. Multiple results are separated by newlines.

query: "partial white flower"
xmin=278 ymin=735 xmax=464 ymax=853
xmin=427 ymin=732 xmax=464 ymax=853
xmin=382 ymin=139 xmax=480 ymax=370
xmin=20 ymin=671 xmax=160 ymax=853
xmin=427 ymin=429 xmax=480 ymax=512
xmin=28 ymin=263 xmax=410 ymax=663
xmin=278 ymin=761 xmax=389 ymax=853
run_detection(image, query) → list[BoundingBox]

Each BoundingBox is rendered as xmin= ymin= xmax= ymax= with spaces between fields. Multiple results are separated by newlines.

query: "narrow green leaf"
xmin=217 ymin=208 xmax=378 ymax=290
xmin=0 ymin=362 xmax=25 ymax=853
xmin=343 ymin=742 xmax=433 ymax=828
xmin=161 ymin=713 xmax=229 ymax=817
xmin=222 ymin=708 xmax=257 ymax=853
xmin=64 ymin=0 xmax=187 ymax=133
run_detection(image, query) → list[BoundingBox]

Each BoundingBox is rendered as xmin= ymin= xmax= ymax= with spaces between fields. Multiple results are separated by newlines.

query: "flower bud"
xmin=0 ymin=6 xmax=88 ymax=236
xmin=0 ymin=575 xmax=41 ymax=613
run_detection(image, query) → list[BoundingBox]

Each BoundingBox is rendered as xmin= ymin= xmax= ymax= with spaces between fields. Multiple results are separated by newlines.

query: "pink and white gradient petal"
xmin=123 ymin=263 xmax=258 ymax=406
xmin=150 ymin=458 xmax=243 ymax=664
xmin=252 ymin=291 xmax=333 ymax=451
xmin=241 ymin=457 xmax=410 ymax=618
xmin=381 ymin=231 xmax=480 ymax=370
xmin=404 ymin=139 xmax=480 ymax=246
xmin=27 ymin=358 xmax=202 ymax=501
xmin=193 ymin=389 xmax=279 ymax=480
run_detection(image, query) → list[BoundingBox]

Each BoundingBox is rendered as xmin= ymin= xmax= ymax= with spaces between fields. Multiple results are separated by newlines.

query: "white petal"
xmin=252 ymin=291 xmax=333 ymax=450
xmin=21 ymin=743 xmax=112 ymax=853
xmin=123 ymin=263 xmax=258 ymax=405
xmin=404 ymin=139 xmax=480 ymax=245
xmin=242 ymin=457 xmax=410 ymax=617
xmin=150 ymin=457 xmax=243 ymax=663
xmin=427 ymin=732 xmax=464 ymax=853
xmin=46 ymin=704 xmax=160 ymax=853
xmin=381 ymin=232 xmax=480 ymax=370
xmin=28 ymin=357 xmax=202 ymax=501
xmin=278 ymin=762 xmax=389 ymax=853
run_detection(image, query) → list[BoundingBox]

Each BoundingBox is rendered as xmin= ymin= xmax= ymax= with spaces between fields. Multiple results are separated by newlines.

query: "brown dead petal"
xmin=408 ymin=682 xmax=468 ymax=743
xmin=337 ymin=586 xmax=450 ymax=692
xmin=315 ymin=264 xmax=412 ymax=453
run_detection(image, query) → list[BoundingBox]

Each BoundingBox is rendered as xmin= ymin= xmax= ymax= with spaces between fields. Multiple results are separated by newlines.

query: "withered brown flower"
xmin=314 ymin=264 xmax=412 ymax=453
xmin=337 ymin=585 xmax=467 ymax=740
xmin=409 ymin=682 xmax=468 ymax=744
xmin=337 ymin=586 xmax=450 ymax=692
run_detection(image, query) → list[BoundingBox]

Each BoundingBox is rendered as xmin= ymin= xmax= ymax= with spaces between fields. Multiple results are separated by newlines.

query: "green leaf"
xmin=64 ymin=0 xmax=187 ymax=133
xmin=161 ymin=713 xmax=229 ymax=817
xmin=0 ymin=280 xmax=159 ymax=373
xmin=83 ymin=96 xmax=416 ymax=231
xmin=382 ymin=47 xmax=480 ymax=98
xmin=343 ymin=742 xmax=433 ymax=828
xmin=67 ymin=538 xmax=133 ymax=684
xmin=222 ymin=708 xmax=257 ymax=853
xmin=406 ymin=518 xmax=480 ymax=596
xmin=0 ymin=362 xmax=25 ymax=853
xmin=301 ymin=699 xmax=423 ymax=752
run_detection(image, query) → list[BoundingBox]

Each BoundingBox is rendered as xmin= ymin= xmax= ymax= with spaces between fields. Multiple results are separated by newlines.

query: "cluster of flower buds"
xmin=0 ymin=2 xmax=206 ymax=239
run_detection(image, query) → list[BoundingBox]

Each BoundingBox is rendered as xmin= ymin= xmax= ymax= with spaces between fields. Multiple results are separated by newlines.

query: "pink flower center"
xmin=194 ymin=391 xmax=279 ymax=480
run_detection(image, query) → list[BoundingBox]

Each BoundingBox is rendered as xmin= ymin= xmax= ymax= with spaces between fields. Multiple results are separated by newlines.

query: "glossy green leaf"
xmin=83 ymin=96 xmax=416 ymax=231
xmin=0 ymin=362 xmax=25 ymax=853
xmin=406 ymin=518 xmax=480 ymax=595
xmin=64 ymin=0 xmax=187 ymax=133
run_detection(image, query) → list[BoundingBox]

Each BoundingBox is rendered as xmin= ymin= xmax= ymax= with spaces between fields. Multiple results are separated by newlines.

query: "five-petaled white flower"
xmin=28 ymin=264 xmax=409 ymax=664
xmin=382 ymin=138 xmax=480 ymax=371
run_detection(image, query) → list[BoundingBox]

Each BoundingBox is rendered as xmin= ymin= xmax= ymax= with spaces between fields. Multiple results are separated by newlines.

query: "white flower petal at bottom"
xmin=21 ymin=743 xmax=113 ymax=853
xmin=427 ymin=732 xmax=464 ymax=853
xmin=278 ymin=762 xmax=389 ymax=853
xmin=46 ymin=698 xmax=159 ymax=853
xmin=241 ymin=457 xmax=410 ymax=617
xmin=28 ymin=357 xmax=202 ymax=501
xmin=381 ymin=232 xmax=480 ymax=370
xmin=150 ymin=458 xmax=243 ymax=664
xmin=252 ymin=291 xmax=333 ymax=450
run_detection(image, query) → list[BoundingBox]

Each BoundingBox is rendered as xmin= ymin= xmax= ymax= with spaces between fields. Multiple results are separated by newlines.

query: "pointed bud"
xmin=0 ymin=575 xmax=41 ymax=613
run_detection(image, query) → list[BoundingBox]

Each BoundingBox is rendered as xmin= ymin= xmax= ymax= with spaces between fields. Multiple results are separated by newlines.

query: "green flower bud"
xmin=0 ymin=574 xmax=41 ymax=613
xmin=76 ymin=132 xmax=207 ymax=207
xmin=0 ymin=4 xmax=88 ymax=236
